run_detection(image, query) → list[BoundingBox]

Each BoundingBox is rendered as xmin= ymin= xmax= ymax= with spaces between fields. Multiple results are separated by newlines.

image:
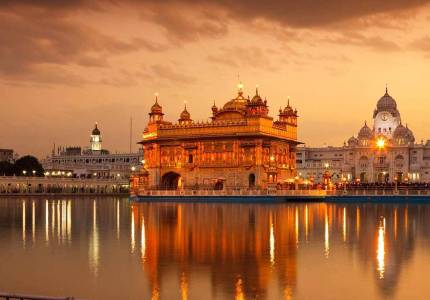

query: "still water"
xmin=0 ymin=197 xmax=430 ymax=299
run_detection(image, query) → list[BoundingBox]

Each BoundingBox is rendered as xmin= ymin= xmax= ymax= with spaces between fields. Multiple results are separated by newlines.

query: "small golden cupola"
xmin=149 ymin=93 xmax=164 ymax=124
xmin=277 ymin=98 xmax=298 ymax=127
xmin=178 ymin=103 xmax=193 ymax=125
xmin=246 ymin=85 xmax=269 ymax=117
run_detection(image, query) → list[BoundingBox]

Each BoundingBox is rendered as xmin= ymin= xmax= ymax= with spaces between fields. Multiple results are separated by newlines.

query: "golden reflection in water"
xmin=32 ymin=200 xmax=35 ymax=243
xmin=61 ymin=200 xmax=67 ymax=240
xmin=116 ymin=199 xmax=120 ymax=240
xmin=284 ymin=287 xmax=293 ymax=300
xmin=324 ymin=208 xmax=329 ymax=258
xmin=141 ymin=215 xmax=146 ymax=262
xmin=404 ymin=207 xmax=408 ymax=234
xmin=131 ymin=210 xmax=135 ymax=253
xmin=394 ymin=208 xmax=398 ymax=241
xmin=295 ymin=207 xmax=299 ymax=244
xmin=356 ymin=207 xmax=360 ymax=238
xmin=67 ymin=200 xmax=72 ymax=240
xmin=269 ymin=214 xmax=275 ymax=266
xmin=305 ymin=205 xmax=309 ymax=241
xmin=22 ymin=200 xmax=26 ymax=247
xmin=377 ymin=218 xmax=386 ymax=279
xmin=342 ymin=207 xmax=346 ymax=242
xmin=56 ymin=201 xmax=60 ymax=240
xmin=235 ymin=278 xmax=245 ymax=300
xmin=151 ymin=287 xmax=160 ymax=300
xmin=51 ymin=201 xmax=55 ymax=237
xmin=89 ymin=199 xmax=99 ymax=277
xmin=180 ymin=272 xmax=188 ymax=300
xmin=45 ymin=200 xmax=49 ymax=242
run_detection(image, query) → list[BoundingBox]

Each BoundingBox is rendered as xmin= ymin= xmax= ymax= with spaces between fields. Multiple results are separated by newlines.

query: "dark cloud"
xmin=0 ymin=6 xmax=165 ymax=85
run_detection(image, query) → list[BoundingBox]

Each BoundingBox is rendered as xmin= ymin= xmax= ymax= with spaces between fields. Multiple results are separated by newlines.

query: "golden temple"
xmin=135 ymin=83 xmax=300 ymax=191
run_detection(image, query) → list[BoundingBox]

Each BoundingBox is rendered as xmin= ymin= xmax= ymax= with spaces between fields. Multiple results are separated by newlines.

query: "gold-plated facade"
xmin=137 ymin=86 xmax=300 ymax=190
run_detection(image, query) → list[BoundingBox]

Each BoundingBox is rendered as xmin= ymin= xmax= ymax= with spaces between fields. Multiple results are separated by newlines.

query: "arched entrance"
xmin=214 ymin=180 xmax=224 ymax=190
xmin=161 ymin=172 xmax=181 ymax=190
xmin=396 ymin=172 xmax=403 ymax=182
xmin=377 ymin=172 xmax=389 ymax=183
xmin=360 ymin=172 xmax=367 ymax=183
xmin=249 ymin=173 xmax=256 ymax=188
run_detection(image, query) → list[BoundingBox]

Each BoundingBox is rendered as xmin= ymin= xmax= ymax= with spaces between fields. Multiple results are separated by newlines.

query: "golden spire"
xmin=255 ymin=84 xmax=259 ymax=96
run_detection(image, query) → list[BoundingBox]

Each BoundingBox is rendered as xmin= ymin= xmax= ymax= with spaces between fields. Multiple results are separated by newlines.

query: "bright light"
xmin=237 ymin=82 xmax=244 ymax=90
xmin=45 ymin=172 xmax=50 ymax=176
xmin=32 ymin=170 xmax=36 ymax=175
xmin=117 ymin=173 xmax=121 ymax=177
xmin=376 ymin=138 xmax=386 ymax=150
xmin=141 ymin=159 xmax=145 ymax=164
xmin=270 ymin=155 xmax=275 ymax=162
xmin=131 ymin=166 xmax=136 ymax=171
xmin=324 ymin=163 xmax=329 ymax=168
xmin=22 ymin=170 xmax=27 ymax=175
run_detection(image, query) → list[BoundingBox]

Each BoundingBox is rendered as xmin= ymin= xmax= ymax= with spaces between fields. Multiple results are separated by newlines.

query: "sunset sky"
xmin=2 ymin=0 xmax=430 ymax=158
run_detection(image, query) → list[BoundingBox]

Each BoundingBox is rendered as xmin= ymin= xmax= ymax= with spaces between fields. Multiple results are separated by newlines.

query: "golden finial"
xmin=255 ymin=84 xmax=259 ymax=96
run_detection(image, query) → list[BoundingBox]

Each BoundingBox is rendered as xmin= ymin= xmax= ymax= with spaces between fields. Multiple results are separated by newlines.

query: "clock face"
xmin=380 ymin=113 xmax=389 ymax=121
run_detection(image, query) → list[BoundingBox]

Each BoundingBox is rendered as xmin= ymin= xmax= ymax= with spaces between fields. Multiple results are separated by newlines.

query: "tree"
xmin=13 ymin=155 xmax=44 ymax=176
xmin=0 ymin=161 xmax=13 ymax=176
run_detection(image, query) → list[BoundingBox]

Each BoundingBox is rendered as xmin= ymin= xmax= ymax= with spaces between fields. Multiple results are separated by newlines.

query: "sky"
xmin=2 ymin=0 xmax=430 ymax=158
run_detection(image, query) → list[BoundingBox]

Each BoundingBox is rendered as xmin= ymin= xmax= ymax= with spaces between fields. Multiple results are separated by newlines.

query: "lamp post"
xmin=394 ymin=176 xmax=398 ymax=194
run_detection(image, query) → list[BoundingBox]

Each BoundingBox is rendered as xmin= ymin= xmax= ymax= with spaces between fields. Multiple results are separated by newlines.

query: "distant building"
xmin=135 ymin=83 xmax=300 ymax=190
xmin=297 ymin=87 xmax=430 ymax=184
xmin=0 ymin=149 xmax=13 ymax=162
xmin=42 ymin=123 xmax=142 ymax=178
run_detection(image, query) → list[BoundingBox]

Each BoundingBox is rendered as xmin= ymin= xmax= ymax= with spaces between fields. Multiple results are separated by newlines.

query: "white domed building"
xmin=297 ymin=87 xmax=428 ymax=183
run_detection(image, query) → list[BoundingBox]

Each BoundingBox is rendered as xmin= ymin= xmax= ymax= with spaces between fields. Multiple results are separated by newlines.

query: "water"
xmin=0 ymin=197 xmax=429 ymax=300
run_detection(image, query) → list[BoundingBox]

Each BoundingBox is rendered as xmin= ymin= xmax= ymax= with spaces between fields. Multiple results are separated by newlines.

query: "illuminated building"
xmin=137 ymin=84 xmax=299 ymax=190
xmin=42 ymin=123 xmax=142 ymax=178
xmin=297 ymin=87 xmax=430 ymax=183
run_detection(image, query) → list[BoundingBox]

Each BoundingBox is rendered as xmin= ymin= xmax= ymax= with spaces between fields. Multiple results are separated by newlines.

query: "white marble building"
xmin=42 ymin=123 xmax=142 ymax=179
xmin=297 ymin=88 xmax=430 ymax=183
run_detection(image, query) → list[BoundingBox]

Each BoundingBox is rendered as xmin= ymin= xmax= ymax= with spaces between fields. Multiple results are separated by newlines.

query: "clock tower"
xmin=373 ymin=87 xmax=401 ymax=139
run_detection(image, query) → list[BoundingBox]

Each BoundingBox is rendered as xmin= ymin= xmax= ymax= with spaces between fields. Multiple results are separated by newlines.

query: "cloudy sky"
xmin=2 ymin=0 xmax=430 ymax=158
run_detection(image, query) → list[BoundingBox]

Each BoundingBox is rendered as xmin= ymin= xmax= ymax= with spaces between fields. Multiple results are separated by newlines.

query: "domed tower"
xmin=357 ymin=121 xmax=373 ymax=146
xmin=373 ymin=86 xmax=401 ymax=138
xmin=211 ymin=100 xmax=218 ymax=119
xmin=178 ymin=104 xmax=193 ymax=125
xmin=347 ymin=136 xmax=359 ymax=147
xmin=90 ymin=122 xmax=102 ymax=151
xmin=278 ymin=99 xmax=298 ymax=127
xmin=393 ymin=123 xmax=415 ymax=145
xmin=149 ymin=94 xmax=164 ymax=124
xmin=246 ymin=86 xmax=269 ymax=117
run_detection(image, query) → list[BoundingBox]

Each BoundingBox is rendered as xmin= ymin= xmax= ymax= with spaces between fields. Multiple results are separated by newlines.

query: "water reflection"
xmin=0 ymin=198 xmax=429 ymax=299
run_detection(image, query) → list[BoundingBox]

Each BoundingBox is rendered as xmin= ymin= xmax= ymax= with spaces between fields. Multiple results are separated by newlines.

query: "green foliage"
xmin=0 ymin=161 xmax=14 ymax=176
xmin=10 ymin=155 xmax=44 ymax=176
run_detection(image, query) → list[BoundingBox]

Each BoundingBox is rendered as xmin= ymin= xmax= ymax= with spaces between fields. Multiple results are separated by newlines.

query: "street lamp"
xmin=131 ymin=166 xmax=136 ymax=172
xmin=32 ymin=170 xmax=36 ymax=176
xmin=22 ymin=170 xmax=27 ymax=176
